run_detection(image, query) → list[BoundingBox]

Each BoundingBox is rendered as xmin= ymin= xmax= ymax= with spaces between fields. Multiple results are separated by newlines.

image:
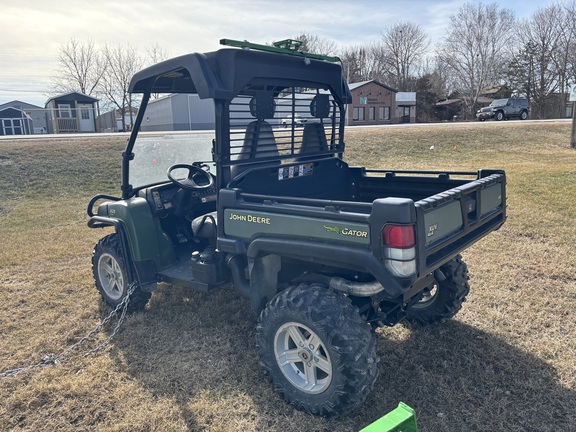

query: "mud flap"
xmin=249 ymin=254 xmax=281 ymax=313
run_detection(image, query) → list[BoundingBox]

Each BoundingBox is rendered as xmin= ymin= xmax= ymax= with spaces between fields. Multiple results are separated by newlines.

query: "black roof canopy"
xmin=129 ymin=48 xmax=351 ymax=103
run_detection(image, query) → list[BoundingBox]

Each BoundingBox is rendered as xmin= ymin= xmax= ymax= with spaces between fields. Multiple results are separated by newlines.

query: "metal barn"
xmin=140 ymin=94 xmax=215 ymax=131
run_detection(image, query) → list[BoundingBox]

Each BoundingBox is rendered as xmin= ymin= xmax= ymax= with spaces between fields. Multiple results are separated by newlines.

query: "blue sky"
xmin=0 ymin=0 xmax=551 ymax=107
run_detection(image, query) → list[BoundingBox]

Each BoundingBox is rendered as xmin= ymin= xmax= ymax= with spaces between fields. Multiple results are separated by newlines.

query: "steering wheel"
xmin=167 ymin=164 xmax=214 ymax=190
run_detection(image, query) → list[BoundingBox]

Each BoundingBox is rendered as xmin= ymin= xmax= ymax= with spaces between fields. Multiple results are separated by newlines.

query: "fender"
xmin=247 ymin=237 xmax=410 ymax=299
xmin=88 ymin=197 xmax=177 ymax=290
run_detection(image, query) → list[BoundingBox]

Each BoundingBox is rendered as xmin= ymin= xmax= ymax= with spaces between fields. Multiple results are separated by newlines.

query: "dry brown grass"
xmin=1 ymin=122 xmax=575 ymax=431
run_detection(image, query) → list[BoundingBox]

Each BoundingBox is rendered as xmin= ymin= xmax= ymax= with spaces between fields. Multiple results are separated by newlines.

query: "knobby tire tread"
xmin=256 ymin=283 xmax=379 ymax=417
xmin=92 ymin=234 xmax=151 ymax=313
xmin=406 ymin=254 xmax=470 ymax=325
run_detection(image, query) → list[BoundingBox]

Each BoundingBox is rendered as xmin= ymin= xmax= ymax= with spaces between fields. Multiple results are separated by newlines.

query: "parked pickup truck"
xmin=87 ymin=39 xmax=506 ymax=418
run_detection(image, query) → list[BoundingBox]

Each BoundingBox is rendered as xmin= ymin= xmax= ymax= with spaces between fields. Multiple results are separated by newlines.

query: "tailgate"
xmin=415 ymin=170 xmax=506 ymax=273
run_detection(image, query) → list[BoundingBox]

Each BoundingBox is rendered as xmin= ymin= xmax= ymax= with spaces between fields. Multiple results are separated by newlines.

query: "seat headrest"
xmin=310 ymin=94 xmax=331 ymax=118
xmin=249 ymin=92 xmax=276 ymax=119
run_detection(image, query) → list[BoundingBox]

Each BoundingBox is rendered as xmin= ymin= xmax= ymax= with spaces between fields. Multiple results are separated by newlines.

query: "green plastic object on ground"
xmin=359 ymin=402 xmax=418 ymax=432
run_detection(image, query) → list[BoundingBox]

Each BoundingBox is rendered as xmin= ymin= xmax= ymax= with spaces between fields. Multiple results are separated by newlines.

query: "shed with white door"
xmin=45 ymin=92 xmax=99 ymax=133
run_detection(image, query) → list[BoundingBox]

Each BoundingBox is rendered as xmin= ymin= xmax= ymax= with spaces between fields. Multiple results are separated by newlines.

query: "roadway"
xmin=0 ymin=118 xmax=571 ymax=141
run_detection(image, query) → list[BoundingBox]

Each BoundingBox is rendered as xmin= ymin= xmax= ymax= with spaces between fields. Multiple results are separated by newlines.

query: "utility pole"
xmin=572 ymin=101 xmax=576 ymax=149
xmin=570 ymin=84 xmax=576 ymax=149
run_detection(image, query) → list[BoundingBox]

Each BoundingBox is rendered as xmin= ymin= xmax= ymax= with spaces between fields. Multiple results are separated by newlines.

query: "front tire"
xmin=405 ymin=255 xmax=470 ymax=325
xmin=495 ymin=111 xmax=504 ymax=121
xmin=256 ymin=284 xmax=379 ymax=417
xmin=92 ymin=234 xmax=151 ymax=313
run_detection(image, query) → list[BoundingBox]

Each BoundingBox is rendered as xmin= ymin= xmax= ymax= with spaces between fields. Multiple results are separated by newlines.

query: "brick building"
xmin=347 ymin=80 xmax=416 ymax=125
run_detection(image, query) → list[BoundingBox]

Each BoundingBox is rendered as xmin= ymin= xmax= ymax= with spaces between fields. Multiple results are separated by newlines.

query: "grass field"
xmin=0 ymin=122 xmax=575 ymax=431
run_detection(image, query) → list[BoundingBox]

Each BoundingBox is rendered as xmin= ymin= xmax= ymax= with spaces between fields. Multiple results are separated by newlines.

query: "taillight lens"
xmin=383 ymin=225 xmax=415 ymax=248
xmin=382 ymin=224 xmax=417 ymax=277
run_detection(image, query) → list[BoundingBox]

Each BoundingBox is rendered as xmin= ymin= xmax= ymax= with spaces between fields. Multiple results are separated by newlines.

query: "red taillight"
xmin=383 ymin=225 xmax=415 ymax=248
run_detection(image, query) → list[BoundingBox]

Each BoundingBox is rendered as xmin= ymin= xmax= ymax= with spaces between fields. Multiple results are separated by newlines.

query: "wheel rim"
xmin=413 ymin=281 xmax=439 ymax=308
xmin=274 ymin=322 xmax=332 ymax=394
xmin=97 ymin=252 xmax=125 ymax=301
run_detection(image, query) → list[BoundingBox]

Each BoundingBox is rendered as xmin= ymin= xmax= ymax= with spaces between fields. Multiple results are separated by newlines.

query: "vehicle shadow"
xmin=364 ymin=322 xmax=576 ymax=432
xmin=107 ymin=285 xmax=576 ymax=432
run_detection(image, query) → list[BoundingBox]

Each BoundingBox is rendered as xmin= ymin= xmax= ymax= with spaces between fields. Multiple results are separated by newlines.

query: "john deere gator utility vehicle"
xmin=87 ymin=39 xmax=507 ymax=416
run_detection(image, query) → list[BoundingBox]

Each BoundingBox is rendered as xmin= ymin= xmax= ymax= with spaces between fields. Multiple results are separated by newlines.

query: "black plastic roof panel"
xmin=129 ymin=48 xmax=351 ymax=103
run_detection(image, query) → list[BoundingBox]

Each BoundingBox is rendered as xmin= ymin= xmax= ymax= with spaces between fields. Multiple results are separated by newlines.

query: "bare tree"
xmin=50 ymin=38 xmax=106 ymax=96
xmin=554 ymin=1 xmax=576 ymax=116
xmin=438 ymin=3 xmax=517 ymax=118
xmin=145 ymin=43 xmax=169 ymax=66
xmin=381 ymin=22 xmax=430 ymax=91
xmin=340 ymin=44 xmax=387 ymax=84
xmin=100 ymin=44 xmax=143 ymax=130
xmin=516 ymin=5 xmax=565 ymax=118
xmin=422 ymin=55 xmax=453 ymax=98
xmin=565 ymin=25 xmax=576 ymax=99
xmin=293 ymin=32 xmax=338 ymax=56
xmin=340 ymin=46 xmax=366 ymax=83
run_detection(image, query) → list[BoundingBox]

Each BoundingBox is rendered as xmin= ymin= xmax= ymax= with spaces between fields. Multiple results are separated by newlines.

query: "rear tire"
xmin=256 ymin=283 xmax=379 ymax=417
xmin=92 ymin=234 xmax=151 ymax=313
xmin=520 ymin=110 xmax=528 ymax=120
xmin=405 ymin=255 xmax=470 ymax=325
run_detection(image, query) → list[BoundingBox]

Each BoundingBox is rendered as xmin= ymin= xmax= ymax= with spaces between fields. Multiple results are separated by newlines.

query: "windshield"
xmin=489 ymin=99 xmax=507 ymax=107
xmin=130 ymin=132 xmax=214 ymax=189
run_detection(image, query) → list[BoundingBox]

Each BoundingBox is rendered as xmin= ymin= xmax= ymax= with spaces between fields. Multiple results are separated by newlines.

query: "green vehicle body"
xmin=87 ymin=39 xmax=507 ymax=417
xmin=94 ymin=198 xmax=175 ymax=265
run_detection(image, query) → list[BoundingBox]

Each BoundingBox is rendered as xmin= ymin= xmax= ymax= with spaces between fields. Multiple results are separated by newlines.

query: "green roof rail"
xmin=220 ymin=38 xmax=341 ymax=63
xmin=359 ymin=402 xmax=418 ymax=432
xmin=272 ymin=39 xmax=303 ymax=51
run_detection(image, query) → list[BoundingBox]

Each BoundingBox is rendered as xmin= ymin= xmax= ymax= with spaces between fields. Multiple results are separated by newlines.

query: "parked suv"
xmin=476 ymin=98 xmax=529 ymax=121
